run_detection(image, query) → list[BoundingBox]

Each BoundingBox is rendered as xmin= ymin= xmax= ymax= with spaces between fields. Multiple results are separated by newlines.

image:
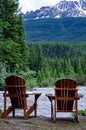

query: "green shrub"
xmin=0 ymin=61 xmax=10 ymax=89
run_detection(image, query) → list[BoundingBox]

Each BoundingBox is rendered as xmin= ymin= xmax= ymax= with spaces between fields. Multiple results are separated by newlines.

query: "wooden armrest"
xmin=4 ymin=85 xmax=26 ymax=88
xmin=34 ymin=93 xmax=41 ymax=102
xmin=55 ymin=88 xmax=78 ymax=91
xmin=46 ymin=94 xmax=55 ymax=101
xmin=3 ymin=93 xmax=28 ymax=97
xmin=78 ymin=94 xmax=84 ymax=98
xmin=27 ymin=92 xmax=41 ymax=102
xmin=46 ymin=93 xmax=84 ymax=101
xmin=75 ymin=94 xmax=84 ymax=100
xmin=27 ymin=92 xmax=41 ymax=96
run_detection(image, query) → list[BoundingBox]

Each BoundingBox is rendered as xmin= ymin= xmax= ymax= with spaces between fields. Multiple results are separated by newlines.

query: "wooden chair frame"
xmin=54 ymin=78 xmax=79 ymax=122
xmin=1 ymin=75 xmax=41 ymax=119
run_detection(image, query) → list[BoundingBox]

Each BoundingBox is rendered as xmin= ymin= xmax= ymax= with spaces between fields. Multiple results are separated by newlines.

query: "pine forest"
xmin=0 ymin=0 xmax=86 ymax=89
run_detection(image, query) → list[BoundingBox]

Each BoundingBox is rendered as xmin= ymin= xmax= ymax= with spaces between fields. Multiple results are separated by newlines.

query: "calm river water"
xmin=0 ymin=86 xmax=86 ymax=118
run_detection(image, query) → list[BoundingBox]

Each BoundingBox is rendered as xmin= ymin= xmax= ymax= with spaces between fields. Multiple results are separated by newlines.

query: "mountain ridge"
xmin=22 ymin=0 xmax=86 ymax=20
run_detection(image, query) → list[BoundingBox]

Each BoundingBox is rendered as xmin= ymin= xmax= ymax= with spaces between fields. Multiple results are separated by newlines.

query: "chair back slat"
xmin=55 ymin=79 xmax=77 ymax=111
xmin=5 ymin=75 xmax=27 ymax=108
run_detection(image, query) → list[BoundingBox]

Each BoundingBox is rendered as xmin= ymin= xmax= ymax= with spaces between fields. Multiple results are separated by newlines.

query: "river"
xmin=0 ymin=86 xmax=86 ymax=118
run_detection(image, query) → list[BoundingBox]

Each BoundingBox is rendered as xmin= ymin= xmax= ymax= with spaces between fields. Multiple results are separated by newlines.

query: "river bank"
xmin=0 ymin=115 xmax=86 ymax=130
xmin=0 ymin=86 xmax=86 ymax=130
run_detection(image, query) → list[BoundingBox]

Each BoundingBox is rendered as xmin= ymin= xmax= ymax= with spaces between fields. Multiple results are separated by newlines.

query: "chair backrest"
xmin=55 ymin=78 xmax=77 ymax=111
xmin=5 ymin=75 xmax=27 ymax=109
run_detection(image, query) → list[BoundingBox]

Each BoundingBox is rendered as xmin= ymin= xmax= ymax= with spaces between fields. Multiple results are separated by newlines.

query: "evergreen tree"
xmin=35 ymin=45 xmax=43 ymax=72
xmin=0 ymin=39 xmax=22 ymax=72
xmin=29 ymin=47 xmax=36 ymax=71
xmin=65 ymin=59 xmax=75 ymax=78
xmin=1 ymin=0 xmax=18 ymax=40
xmin=0 ymin=0 xmax=29 ymax=72
xmin=37 ymin=70 xmax=42 ymax=82
xmin=0 ymin=1 xmax=3 ymax=40
xmin=29 ymin=44 xmax=43 ymax=73
xmin=52 ymin=68 xmax=57 ymax=78
xmin=76 ymin=59 xmax=83 ymax=76
xmin=0 ymin=19 xmax=3 ymax=40
xmin=76 ymin=59 xmax=84 ymax=84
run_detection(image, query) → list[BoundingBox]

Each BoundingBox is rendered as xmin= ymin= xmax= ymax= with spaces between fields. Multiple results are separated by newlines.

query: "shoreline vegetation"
xmin=0 ymin=41 xmax=86 ymax=90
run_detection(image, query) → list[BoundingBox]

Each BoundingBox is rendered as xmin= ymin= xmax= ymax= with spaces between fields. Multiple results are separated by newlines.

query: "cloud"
xmin=19 ymin=0 xmax=60 ymax=13
xmin=19 ymin=0 xmax=80 ymax=13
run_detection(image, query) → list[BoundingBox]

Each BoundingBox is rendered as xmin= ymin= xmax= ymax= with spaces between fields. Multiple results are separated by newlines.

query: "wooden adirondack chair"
xmin=1 ymin=75 xmax=41 ymax=119
xmin=54 ymin=78 xmax=79 ymax=122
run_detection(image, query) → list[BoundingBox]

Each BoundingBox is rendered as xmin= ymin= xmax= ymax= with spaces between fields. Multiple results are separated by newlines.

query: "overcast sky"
xmin=19 ymin=0 xmax=61 ymax=13
xmin=19 ymin=0 xmax=80 ymax=13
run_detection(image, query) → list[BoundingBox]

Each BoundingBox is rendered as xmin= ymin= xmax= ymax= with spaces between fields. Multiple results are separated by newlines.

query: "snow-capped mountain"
xmin=22 ymin=0 xmax=86 ymax=19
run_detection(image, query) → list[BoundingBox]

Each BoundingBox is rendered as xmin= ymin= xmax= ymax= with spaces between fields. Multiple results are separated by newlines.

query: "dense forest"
xmin=23 ymin=18 xmax=86 ymax=42
xmin=28 ymin=42 xmax=86 ymax=87
xmin=0 ymin=0 xmax=86 ymax=89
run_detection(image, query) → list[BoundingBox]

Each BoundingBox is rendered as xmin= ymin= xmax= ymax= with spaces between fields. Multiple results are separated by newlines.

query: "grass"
xmin=78 ymin=109 xmax=86 ymax=115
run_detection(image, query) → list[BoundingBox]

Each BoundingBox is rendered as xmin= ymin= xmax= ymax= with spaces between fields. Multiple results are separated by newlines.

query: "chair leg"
xmin=53 ymin=100 xmax=56 ymax=122
xmin=53 ymin=111 xmax=56 ymax=122
xmin=13 ymin=108 xmax=15 ymax=117
xmin=34 ymin=103 xmax=37 ymax=117
xmin=75 ymin=111 xmax=79 ymax=123
xmin=75 ymin=116 xmax=79 ymax=123
xmin=1 ymin=107 xmax=13 ymax=118
xmin=24 ymin=103 xmax=36 ymax=119
xmin=50 ymin=99 xmax=53 ymax=119
xmin=75 ymin=99 xmax=79 ymax=123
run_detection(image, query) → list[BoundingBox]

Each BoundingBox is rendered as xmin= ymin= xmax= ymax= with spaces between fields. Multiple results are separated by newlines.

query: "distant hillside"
xmin=23 ymin=17 xmax=86 ymax=42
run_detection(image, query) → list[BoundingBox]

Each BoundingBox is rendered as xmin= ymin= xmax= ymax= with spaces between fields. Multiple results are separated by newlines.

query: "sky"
xmin=19 ymin=0 xmax=61 ymax=13
xmin=19 ymin=0 xmax=80 ymax=13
